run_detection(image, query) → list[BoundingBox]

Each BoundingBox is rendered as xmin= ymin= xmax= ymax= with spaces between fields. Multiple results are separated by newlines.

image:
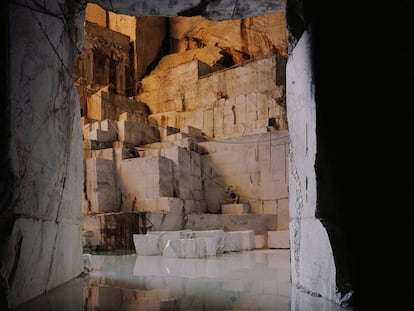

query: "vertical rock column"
xmin=1 ymin=1 xmax=85 ymax=308
xmin=286 ymin=31 xmax=339 ymax=303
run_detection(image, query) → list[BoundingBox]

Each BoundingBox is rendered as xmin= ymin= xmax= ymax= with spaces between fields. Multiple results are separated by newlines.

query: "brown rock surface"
xmin=170 ymin=12 xmax=287 ymax=63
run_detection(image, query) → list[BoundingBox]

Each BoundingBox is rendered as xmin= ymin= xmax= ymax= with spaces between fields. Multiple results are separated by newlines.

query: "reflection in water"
xmin=13 ymin=250 xmax=348 ymax=311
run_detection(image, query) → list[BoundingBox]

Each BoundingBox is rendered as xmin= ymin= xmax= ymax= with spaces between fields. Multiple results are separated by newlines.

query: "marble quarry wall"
xmin=286 ymin=31 xmax=339 ymax=303
xmin=2 ymin=0 xmax=85 ymax=308
xmin=79 ymin=54 xmax=289 ymax=252
xmin=2 ymin=0 xmax=356 ymax=309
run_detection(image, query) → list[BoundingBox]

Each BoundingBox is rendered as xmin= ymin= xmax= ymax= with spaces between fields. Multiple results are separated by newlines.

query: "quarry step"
xmin=133 ymin=229 xmax=259 ymax=257
xmin=221 ymin=203 xmax=250 ymax=215
xmin=184 ymin=213 xmax=277 ymax=236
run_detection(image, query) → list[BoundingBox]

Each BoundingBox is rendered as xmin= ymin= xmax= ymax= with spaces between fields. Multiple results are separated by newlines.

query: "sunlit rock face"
xmin=170 ymin=12 xmax=288 ymax=63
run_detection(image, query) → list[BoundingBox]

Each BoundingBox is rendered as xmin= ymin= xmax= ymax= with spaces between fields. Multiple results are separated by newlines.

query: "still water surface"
xmin=14 ymin=249 xmax=347 ymax=310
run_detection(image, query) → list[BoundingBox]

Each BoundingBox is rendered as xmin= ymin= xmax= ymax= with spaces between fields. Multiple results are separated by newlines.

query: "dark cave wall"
xmin=304 ymin=1 xmax=414 ymax=309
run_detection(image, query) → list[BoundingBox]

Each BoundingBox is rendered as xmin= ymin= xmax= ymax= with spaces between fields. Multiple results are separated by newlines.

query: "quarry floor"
xmin=14 ymin=249 xmax=348 ymax=311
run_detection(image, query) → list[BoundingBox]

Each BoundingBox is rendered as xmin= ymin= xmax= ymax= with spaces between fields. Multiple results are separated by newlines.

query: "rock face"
xmin=170 ymin=13 xmax=288 ymax=63
xmin=2 ymin=0 xmax=85 ymax=308
xmin=90 ymin=0 xmax=286 ymax=21
xmin=286 ymin=31 xmax=339 ymax=302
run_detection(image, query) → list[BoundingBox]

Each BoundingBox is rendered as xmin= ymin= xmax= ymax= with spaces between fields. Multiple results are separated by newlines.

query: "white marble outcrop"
xmin=287 ymin=31 xmax=339 ymax=302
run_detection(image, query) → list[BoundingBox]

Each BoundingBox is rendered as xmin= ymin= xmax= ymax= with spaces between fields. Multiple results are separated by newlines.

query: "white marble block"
xmin=147 ymin=230 xmax=192 ymax=250
xmin=133 ymin=234 xmax=162 ymax=256
xmin=240 ymin=230 xmax=255 ymax=250
xmin=225 ymin=231 xmax=243 ymax=252
xmin=255 ymin=235 xmax=266 ymax=249
xmin=268 ymin=230 xmax=290 ymax=249
xmin=221 ymin=203 xmax=250 ymax=215
xmin=189 ymin=230 xmax=227 ymax=254
xmin=163 ymin=237 xmax=217 ymax=258
xmin=163 ymin=239 xmax=183 ymax=258
xmin=85 ymin=158 xmax=116 ymax=213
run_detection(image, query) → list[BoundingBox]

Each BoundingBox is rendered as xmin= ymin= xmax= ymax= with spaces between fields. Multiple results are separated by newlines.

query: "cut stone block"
xmin=268 ymin=230 xmax=290 ymax=249
xmin=87 ymin=129 xmax=117 ymax=142
xmin=277 ymin=198 xmax=289 ymax=230
xmin=180 ymin=125 xmax=203 ymax=138
xmin=221 ymin=203 xmax=250 ymax=215
xmin=163 ymin=237 xmax=217 ymax=258
xmin=117 ymin=120 xmax=160 ymax=146
xmin=163 ymin=132 xmax=189 ymax=142
xmin=263 ymin=200 xmax=277 ymax=215
xmin=90 ymin=148 xmax=113 ymax=161
xmin=240 ymin=230 xmax=256 ymax=250
xmin=158 ymin=146 xmax=203 ymax=200
xmin=144 ymin=198 xmax=184 ymax=231
xmin=225 ymin=231 xmax=243 ymax=252
xmin=133 ymin=234 xmax=162 ymax=256
xmin=157 ymin=197 xmax=184 ymax=213
xmin=183 ymin=200 xmax=207 ymax=214
xmin=119 ymin=156 xmax=174 ymax=209
xmin=85 ymin=158 xmax=116 ymax=213
xmin=136 ymin=197 xmax=184 ymax=213
xmin=99 ymin=119 xmax=118 ymax=133
xmin=255 ymin=235 xmax=266 ymax=249
xmin=189 ymin=230 xmax=227 ymax=254
xmin=146 ymin=208 xmax=184 ymax=231
xmin=118 ymin=111 xmax=148 ymax=125
xmin=161 ymin=126 xmax=180 ymax=140
xmin=185 ymin=214 xmax=277 ymax=235
xmin=163 ymin=239 xmax=182 ymax=258
xmin=147 ymin=230 xmax=192 ymax=250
